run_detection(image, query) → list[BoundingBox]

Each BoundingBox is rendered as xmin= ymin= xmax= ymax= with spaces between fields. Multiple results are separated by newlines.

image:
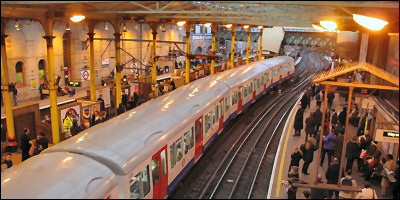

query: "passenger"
xmin=305 ymin=87 xmax=313 ymax=109
xmin=36 ymin=132 xmax=49 ymax=153
xmin=70 ymin=120 xmax=81 ymax=136
xmin=1 ymin=163 xmax=8 ymax=172
xmin=300 ymin=137 xmax=317 ymax=175
xmin=315 ymin=90 xmax=322 ymax=107
xmin=323 ymin=107 xmax=330 ymax=134
xmin=28 ymin=139 xmax=42 ymax=157
xmin=288 ymin=146 xmax=303 ymax=173
xmin=92 ymin=111 xmax=100 ymax=126
xmin=345 ymin=136 xmax=360 ymax=171
xmin=310 ymin=174 xmax=328 ymax=199
xmin=327 ymin=92 xmax=335 ymax=108
xmin=320 ymin=131 xmax=336 ymax=167
xmin=293 ymin=104 xmax=304 ymax=137
xmin=122 ymin=90 xmax=128 ymax=107
xmin=20 ymin=128 xmax=32 ymax=162
xmin=313 ymin=106 xmax=322 ymax=135
xmin=117 ymin=103 xmax=126 ymax=115
xmin=355 ymin=181 xmax=378 ymax=199
xmin=287 ymin=166 xmax=300 ymax=199
xmin=331 ymin=108 xmax=338 ymax=130
xmin=2 ymin=152 xmax=13 ymax=168
xmin=127 ymin=96 xmax=135 ymax=111
xmin=304 ymin=112 xmax=316 ymax=142
xmin=333 ymin=131 xmax=344 ymax=162
xmin=63 ymin=112 xmax=73 ymax=139
xmin=42 ymin=115 xmax=51 ymax=124
xmin=100 ymin=111 xmax=107 ymax=122
xmin=97 ymin=94 xmax=105 ymax=111
xmin=325 ymin=157 xmax=341 ymax=199
xmin=381 ymin=154 xmax=394 ymax=196
xmin=339 ymin=169 xmax=357 ymax=199
xmin=338 ymin=106 xmax=347 ymax=127
xmin=300 ymin=92 xmax=308 ymax=110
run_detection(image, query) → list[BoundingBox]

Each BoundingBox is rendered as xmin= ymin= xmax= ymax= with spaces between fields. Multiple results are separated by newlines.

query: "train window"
xmin=206 ymin=112 xmax=212 ymax=132
xmin=239 ymin=88 xmax=243 ymax=100
xmin=170 ymin=144 xmax=177 ymax=168
xmin=261 ymin=75 xmax=265 ymax=85
xmin=184 ymin=127 xmax=194 ymax=154
xmin=142 ymin=166 xmax=150 ymax=196
xmin=195 ymin=118 xmax=203 ymax=142
xmin=212 ymin=107 xmax=217 ymax=125
xmin=130 ymin=173 xmax=143 ymax=199
xmin=161 ymin=149 xmax=167 ymax=176
xmin=225 ymin=97 xmax=230 ymax=112
xmin=151 ymin=157 xmax=159 ymax=186
xmin=257 ymin=79 xmax=261 ymax=89
xmin=218 ymin=102 xmax=222 ymax=118
xmin=244 ymin=86 xmax=248 ymax=97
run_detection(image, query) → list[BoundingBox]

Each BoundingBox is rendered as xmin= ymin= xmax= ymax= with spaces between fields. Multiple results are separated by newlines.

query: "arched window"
xmin=38 ymin=59 xmax=46 ymax=80
xmin=15 ymin=61 xmax=25 ymax=85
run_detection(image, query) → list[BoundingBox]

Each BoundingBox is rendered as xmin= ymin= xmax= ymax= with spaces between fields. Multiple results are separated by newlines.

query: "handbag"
xmin=359 ymin=149 xmax=367 ymax=159
xmin=29 ymin=146 xmax=35 ymax=156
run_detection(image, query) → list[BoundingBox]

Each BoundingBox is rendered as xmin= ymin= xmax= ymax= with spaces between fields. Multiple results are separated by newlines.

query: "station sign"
xmin=67 ymin=81 xmax=82 ymax=87
xmin=375 ymin=129 xmax=399 ymax=143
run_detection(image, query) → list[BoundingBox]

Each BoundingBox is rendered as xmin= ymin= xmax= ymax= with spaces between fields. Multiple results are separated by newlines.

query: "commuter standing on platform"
xmin=355 ymin=181 xmax=378 ymax=199
xmin=97 ymin=94 xmax=105 ymax=111
xmin=327 ymin=92 xmax=335 ymax=108
xmin=36 ymin=132 xmax=49 ymax=154
xmin=117 ymin=103 xmax=126 ymax=115
xmin=320 ymin=131 xmax=336 ymax=167
xmin=331 ymin=108 xmax=338 ymax=130
xmin=304 ymin=112 xmax=316 ymax=142
xmin=300 ymin=137 xmax=317 ymax=175
xmin=313 ymin=106 xmax=323 ymax=134
xmin=339 ymin=169 xmax=358 ymax=199
xmin=288 ymin=146 xmax=303 ymax=173
xmin=301 ymin=93 xmax=308 ymax=110
xmin=310 ymin=174 xmax=328 ymax=199
xmin=10 ymin=83 xmax=18 ymax=106
xmin=287 ymin=166 xmax=300 ymax=199
xmin=338 ymin=106 xmax=347 ymax=127
xmin=326 ymin=158 xmax=341 ymax=199
xmin=315 ymin=90 xmax=322 ymax=108
xmin=20 ymin=128 xmax=31 ymax=162
xmin=333 ymin=131 xmax=344 ymax=162
xmin=345 ymin=136 xmax=360 ymax=171
xmin=121 ymin=90 xmax=128 ymax=107
xmin=305 ymin=87 xmax=313 ymax=109
xmin=293 ymin=104 xmax=304 ymax=137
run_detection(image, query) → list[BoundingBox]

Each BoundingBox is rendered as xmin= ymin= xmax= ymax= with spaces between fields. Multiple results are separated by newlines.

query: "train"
xmin=1 ymin=56 xmax=295 ymax=199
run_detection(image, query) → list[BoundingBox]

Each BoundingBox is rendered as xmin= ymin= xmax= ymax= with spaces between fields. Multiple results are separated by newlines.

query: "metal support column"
xmin=210 ymin=24 xmax=217 ymax=75
xmin=338 ymin=86 xmax=354 ymax=185
xmin=185 ymin=23 xmax=191 ymax=84
xmin=230 ymin=25 xmax=236 ymax=69
xmin=259 ymin=29 xmax=263 ymax=61
xmin=1 ymin=34 xmax=16 ymax=144
xmin=87 ymin=32 xmax=96 ymax=101
xmin=246 ymin=28 xmax=251 ymax=64
xmin=151 ymin=25 xmax=158 ymax=95
xmin=314 ymin=84 xmax=329 ymax=183
xmin=43 ymin=35 xmax=60 ymax=144
xmin=114 ymin=32 xmax=122 ymax=106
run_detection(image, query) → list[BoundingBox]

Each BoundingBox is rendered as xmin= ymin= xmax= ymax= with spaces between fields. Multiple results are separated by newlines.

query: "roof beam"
xmin=216 ymin=1 xmax=399 ymax=8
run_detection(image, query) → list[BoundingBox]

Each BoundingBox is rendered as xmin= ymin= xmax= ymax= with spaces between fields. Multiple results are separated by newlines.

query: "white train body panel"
xmin=1 ymin=56 xmax=295 ymax=199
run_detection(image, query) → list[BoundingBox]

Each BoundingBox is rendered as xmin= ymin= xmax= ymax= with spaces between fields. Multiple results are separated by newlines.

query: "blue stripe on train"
xmin=167 ymin=158 xmax=195 ymax=195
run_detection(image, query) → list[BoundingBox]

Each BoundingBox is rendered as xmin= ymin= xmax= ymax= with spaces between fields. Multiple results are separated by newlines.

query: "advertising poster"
xmin=96 ymin=87 xmax=111 ymax=108
xmin=60 ymin=104 xmax=81 ymax=133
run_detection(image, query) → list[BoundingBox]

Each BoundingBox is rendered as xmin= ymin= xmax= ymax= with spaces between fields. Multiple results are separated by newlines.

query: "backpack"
xmin=342 ymin=177 xmax=353 ymax=186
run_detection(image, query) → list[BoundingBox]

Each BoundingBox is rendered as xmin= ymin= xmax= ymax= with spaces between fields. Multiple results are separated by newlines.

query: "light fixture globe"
xmin=353 ymin=14 xmax=388 ymax=31
xmin=320 ymin=21 xmax=337 ymax=31
xmin=70 ymin=15 xmax=85 ymax=22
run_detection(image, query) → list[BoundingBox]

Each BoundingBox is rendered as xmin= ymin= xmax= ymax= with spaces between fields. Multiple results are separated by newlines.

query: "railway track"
xmin=169 ymin=68 xmax=313 ymax=199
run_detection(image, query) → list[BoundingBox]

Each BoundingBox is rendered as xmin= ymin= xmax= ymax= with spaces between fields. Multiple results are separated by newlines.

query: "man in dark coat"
xmin=326 ymin=158 xmax=341 ymax=199
xmin=305 ymin=87 xmax=313 ymax=109
xmin=300 ymin=137 xmax=318 ymax=175
xmin=338 ymin=106 xmax=347 ymax=127
xmin=97 ymin=94 xmax=105 ymax=111
xmin=20 ymin=128 xmax=31 ymax=162
xmin=301 ymin=93 xmax=308 ymax=110
xmin=304 ymin=112 xmax=316 ymax=142
xmin=293 ymin=105 xmax=304 ymax=136
xmin=117 ymin=103 xmax=126 ymax=115
xmin=311 ymin=174 xmax=328 ymax=199
xmin=333 ymin=132 xmax=344 ymax=161
xmin=327 ymin=92 xmax=335 ymax=108
xmin=331 ymin=108 xmax=338 ymax=130
xmin=313 ymin=106 xmax=323 ymax=134
xmin=345 ymin=136 xmax=360 ymax=171
xmin=121 ymin=90 xmax=128 ymax=107
xmin=36 ymin=132 xmax=49 ymax=154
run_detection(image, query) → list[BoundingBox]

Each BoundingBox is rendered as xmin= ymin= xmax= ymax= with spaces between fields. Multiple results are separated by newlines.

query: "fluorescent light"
xmin=177 ymin=21 xmax=186 ymax=26
xmin=225 ymin=24 xmax=232 ymax=28
xmin=353 ymin=14 xmax=388 ymax=31
xmin=243 ymin=25 xmax=249 ymax=29
xmin=204 ymin=23 xmax=211 ymax=28
xmin=258 ymin=26 xmax=263 ymax=29
xmin=312 ymin=24 xmax=326 ymax=32
xmin=320 ymin=21 xmax=337 ymax=31
xmin=70 ymin=15 xmax=85 ymax=22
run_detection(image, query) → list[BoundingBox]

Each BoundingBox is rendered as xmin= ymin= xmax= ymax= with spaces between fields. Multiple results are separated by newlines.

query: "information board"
xmin=375 ymin=129 xmax=399 ymax=143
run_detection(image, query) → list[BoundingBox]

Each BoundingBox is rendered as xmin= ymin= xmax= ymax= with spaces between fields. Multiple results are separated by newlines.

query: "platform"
xmin=267 ymin=91 xmax=396 ymax=199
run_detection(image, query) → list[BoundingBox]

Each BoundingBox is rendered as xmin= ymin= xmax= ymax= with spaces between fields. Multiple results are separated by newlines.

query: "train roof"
xmin=1 ymin=152 xmax=116 ymax=199
xmin=43 ymin=75 xmax=230 ymax=175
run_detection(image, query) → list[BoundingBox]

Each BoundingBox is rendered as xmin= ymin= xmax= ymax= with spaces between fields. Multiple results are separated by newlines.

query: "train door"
xmin=279 ymin=66 xmax=282 ymax=83
xmin=252 ymin=79 xmax=256 ymax=102
xmin=194 ymin=116 xmax=203 ymax=162
xmin=237 ymin=86 xmax=243 ymax=113
xmin=152 ymin=145 xmax=168 ymax=199
xmin=218 ymin=98 xmax=224 ymax=132
xmin=263 ymin=73 xmax=267 ymax=93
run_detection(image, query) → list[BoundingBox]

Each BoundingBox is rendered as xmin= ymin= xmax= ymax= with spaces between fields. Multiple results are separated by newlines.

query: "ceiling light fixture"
xmin=123 ymin=23 xmax=127 ymax=32
xmin=177 ymin=21 xmax=186 ymax=26
xmin=225 ymin=24 xmax=232 ymax=28
xmin=15 ymin=20 xmax=20 ymax=31
xmin=70 ymin=15 xmax=85 ymax=22
xmin=204 ymin=23 xmax=211 ymax=28
xmin=319 ymin=21 xmax=337 ymax=32
xmin=353 ymin=14 xmax=388 ymax=31
xmin=257 ymin=26 xmax=263 ymax=30
xmin=105 ymin=24 xmax=109 ymax=31
xmin=312 ymin=24 xmax=326 ymax=32
xmin=243 ymin=25 xmax=249 ymax=29
xmin=66 ymin=22 xmax=70 ymax=31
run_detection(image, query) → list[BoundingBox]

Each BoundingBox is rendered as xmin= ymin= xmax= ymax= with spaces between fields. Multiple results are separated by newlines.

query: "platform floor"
xmin=267 ymin=92 xmax=394 ymax=199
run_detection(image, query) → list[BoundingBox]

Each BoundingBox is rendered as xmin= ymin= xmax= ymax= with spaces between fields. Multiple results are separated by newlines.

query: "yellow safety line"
xmin=275 ymin=110 xmax=296 ymax=197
